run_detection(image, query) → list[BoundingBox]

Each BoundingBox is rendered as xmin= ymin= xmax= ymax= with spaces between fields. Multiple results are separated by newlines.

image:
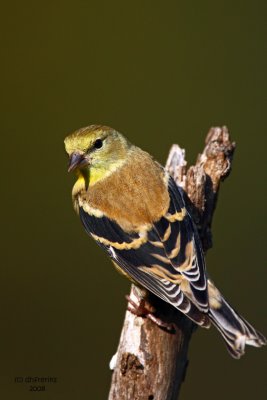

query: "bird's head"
xmin=64 ymin=125 xmax=130 ymax=185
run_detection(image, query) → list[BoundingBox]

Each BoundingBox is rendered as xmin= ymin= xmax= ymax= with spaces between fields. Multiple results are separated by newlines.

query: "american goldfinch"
xmin=64 ymin=125 xmax=266 ymax=358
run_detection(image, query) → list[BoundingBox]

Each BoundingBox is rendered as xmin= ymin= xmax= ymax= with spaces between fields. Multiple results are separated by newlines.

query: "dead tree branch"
xmin=108 ymin=126 xmax=235 ymax=400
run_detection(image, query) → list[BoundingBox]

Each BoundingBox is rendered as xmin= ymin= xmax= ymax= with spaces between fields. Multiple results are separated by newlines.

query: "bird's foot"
xmin=126 ymin=295 xmax=175 ymax=332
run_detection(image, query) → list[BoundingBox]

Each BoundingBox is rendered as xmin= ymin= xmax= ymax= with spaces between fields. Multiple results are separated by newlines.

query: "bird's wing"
xmin=79 ymin=176 xmax=209 ymax=325
xmin=161 ymin=176 xmax=208 ymax=310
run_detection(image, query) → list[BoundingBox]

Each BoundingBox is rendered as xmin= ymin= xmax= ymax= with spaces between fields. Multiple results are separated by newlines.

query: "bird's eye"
xmin=94 ymin=139 xmax=103 ymax=149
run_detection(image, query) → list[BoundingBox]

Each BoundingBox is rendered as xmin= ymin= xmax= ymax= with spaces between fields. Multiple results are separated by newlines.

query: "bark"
xmin=108 ymin=127 xmax=235 ymax=400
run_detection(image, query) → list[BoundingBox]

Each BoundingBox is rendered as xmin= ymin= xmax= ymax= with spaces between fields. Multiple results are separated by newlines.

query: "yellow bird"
xmin=64 ymin=124 xmax=265 ymax=358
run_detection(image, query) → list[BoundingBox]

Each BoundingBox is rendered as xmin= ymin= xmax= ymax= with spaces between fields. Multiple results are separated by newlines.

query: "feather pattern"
xmin=79 ymin=175 xmax=210 ymax=325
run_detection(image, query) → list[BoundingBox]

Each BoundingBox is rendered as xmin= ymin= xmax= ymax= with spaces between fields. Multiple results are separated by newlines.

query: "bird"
xmin=64 ymin=124 xmax=266 ymax=358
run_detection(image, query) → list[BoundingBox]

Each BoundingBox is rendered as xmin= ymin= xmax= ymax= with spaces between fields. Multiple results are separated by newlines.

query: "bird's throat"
xmin=72 ymin=158 xmax=127 ymax=200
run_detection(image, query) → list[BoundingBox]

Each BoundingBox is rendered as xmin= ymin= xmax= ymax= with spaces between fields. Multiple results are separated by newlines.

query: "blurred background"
xmin=1 ymin=1 xmax=266 ymax=399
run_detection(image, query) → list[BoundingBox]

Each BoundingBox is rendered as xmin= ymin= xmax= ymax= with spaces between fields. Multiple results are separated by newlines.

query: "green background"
xmin=1 ymin=1 xmax=266 ymax=399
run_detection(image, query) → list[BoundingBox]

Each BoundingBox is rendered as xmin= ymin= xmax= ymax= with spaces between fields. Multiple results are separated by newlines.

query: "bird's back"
xmin=77 ymin=146 xmax=170 ymax=232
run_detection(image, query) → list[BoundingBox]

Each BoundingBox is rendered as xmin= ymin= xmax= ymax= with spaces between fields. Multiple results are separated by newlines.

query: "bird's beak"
xmin=68 ymin=152 xmax=88 ymax=172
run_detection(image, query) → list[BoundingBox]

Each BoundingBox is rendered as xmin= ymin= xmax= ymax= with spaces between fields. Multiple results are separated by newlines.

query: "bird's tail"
xmin=207 ymin=280 xmax=266 ymax=358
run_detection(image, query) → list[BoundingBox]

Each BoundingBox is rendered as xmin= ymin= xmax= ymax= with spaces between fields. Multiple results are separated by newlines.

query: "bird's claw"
xmin=126 ymin=295 xmax=175 ymax=332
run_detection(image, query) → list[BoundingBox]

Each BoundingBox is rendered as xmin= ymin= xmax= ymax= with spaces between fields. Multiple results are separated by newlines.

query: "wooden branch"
xmin=108 ymin=127 xmax=235 ymax=400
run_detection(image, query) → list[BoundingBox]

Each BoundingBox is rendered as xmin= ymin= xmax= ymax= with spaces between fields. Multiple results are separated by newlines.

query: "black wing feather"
xmin=167 ymin=178 xmax=208 ymax=305
xmin=79 ymin=175 xmax=209 ymax=324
